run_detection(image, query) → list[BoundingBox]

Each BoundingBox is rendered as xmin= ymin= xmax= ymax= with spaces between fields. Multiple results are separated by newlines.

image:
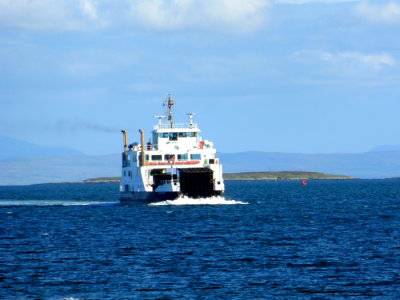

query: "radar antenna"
xmin=163 ymin=94 xmax=175 ymax=128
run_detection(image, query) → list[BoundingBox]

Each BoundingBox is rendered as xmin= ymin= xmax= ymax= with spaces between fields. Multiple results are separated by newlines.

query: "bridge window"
xmin=190 ymin=154 xmax=201 ymax=160
xmin=178 ymin=154 xmax=188 ymax=161
xmin=151 ymin=155 xmax=162 ymax=161
xmin=169 ymin=133 xmax=178 ymax=141
xmin=187 ymin=132 xmax=197 ymax=138
xmin=159 ymin=133 xmax=169 ymax=138
xmin=165 ymin=154 xmax=176 ymax=161
xmin=178 ymin=132 xmax=187 ymax=138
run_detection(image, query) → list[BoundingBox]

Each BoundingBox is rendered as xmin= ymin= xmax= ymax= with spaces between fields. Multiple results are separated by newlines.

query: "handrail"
xmin=160 ymin=179 xmax=179 ymax=185
xmin=154 ymin=123 xmax=198 ymax=129
xmin=148 ymin=161 xmax=200 ymax=166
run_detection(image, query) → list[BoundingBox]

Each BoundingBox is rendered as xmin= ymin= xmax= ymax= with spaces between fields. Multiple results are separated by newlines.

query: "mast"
xmin=164 ymin=94 xmax=175 ymax=128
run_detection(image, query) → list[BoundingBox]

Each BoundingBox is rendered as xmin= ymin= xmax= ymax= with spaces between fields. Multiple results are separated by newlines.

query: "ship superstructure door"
xmin=179 ymin=168 xmax=214 ymax=198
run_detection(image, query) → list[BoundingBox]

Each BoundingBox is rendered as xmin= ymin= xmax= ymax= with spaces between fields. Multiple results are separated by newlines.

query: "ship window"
xmin=124 ymin=185 xmax=129 ymax=192
xmin=187 ymin=132 xmax=197 ymax=138
xmin=151 ymin=155 xmax=162 ymax=161
xmin=169 ymin=133 xmax=178 ymax=141
xmin=128 ymin=171 xmax=132 ymax=177
xmin=209 ymin=159 xmax=215 ymax=164
xmin=145 ymin=155 xmax=149 ymax=161
xmin=150 ymin=169 xmax=165 ymax=175
xmin=178 ymin=132 xmax=187 ymax=138
xmin=191 ymin=154 xmax=201 ymax=160
xmin=178 ymin=154 xmax=188 ymax=161
xmin=159 ymin=133 xmax=169 ymax=138
xmin=165 ymin=154 xmax=175 ymax=161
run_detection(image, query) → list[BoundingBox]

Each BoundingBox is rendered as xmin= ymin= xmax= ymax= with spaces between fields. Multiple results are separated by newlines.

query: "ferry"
xmin=120 ymin=96 xmax=225 ymax=203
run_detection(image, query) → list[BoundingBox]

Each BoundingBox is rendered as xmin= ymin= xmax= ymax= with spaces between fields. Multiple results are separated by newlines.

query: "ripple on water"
xmin=0 ymin=181 xmax=400 ymax=298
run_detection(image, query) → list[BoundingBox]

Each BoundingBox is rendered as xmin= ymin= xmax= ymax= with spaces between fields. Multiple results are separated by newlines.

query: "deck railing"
xmin=160 ymin=179 xmax=179 ymax=185
xmin=155 ymin=123 xmax=197 ymax=129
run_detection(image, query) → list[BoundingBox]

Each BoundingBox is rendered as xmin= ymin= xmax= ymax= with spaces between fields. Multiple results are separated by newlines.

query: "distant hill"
xmin=45 ymin=172 xmax=352 ymax=185
xmin=0 ymin=154 xmax=119 ymax=185
xmin=0 ymin=135 xmax=82 ymax=161
xmin=369 ymin=145 xmax=400 ymax=152
xmin=223 ymin=171 xmax=353 ymax=181
xmin=219 ymin=151 xmax=400 ymax=179
xmin=2 ymin=150 xmax=400 ymax=185
xmin=83 ymin=177 xmax=121 ymax=183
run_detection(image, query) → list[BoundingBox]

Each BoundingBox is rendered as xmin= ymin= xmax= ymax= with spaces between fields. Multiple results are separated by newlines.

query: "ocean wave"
xmin=149 ymin=196 xmax=248 ymax=206
xmin=0 ymin=200 xmax=118 ymax=207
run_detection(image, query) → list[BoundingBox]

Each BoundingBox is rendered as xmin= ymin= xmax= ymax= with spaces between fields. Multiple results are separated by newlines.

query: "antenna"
xmin=186 ymin=113 xmax=195 ymax=128
xmin=163 ymin=94 xmax=175 ymax=128
xmin=154 ymin=115 xmax=166 ymax=126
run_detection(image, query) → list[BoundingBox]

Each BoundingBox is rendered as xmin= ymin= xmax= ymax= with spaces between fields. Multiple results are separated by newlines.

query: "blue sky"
xmin=1 ymin=0 xmax=399 ymax=155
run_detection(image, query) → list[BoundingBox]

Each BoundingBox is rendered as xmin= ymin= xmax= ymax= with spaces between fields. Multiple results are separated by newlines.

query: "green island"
xmin=83 ymin=177 xmax=121 ymax=183
xmin=81 ymin=171 xmax=353 ymax=184
xmin=223 ymin=171 xmax=353 ymax=181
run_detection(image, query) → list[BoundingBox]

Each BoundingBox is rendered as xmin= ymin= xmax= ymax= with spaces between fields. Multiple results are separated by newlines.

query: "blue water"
xmin=1 ymin=180 xmax=400 ymax=299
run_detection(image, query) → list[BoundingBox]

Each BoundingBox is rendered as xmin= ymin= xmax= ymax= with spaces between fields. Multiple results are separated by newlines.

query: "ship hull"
xmin=120 ymin=190 xmax=223 ymax=204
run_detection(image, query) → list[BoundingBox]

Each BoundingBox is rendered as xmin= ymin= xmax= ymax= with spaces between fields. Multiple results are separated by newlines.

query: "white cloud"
xmin=0 ymin=0 xmax=106 ymax=31
xmin=81 ymin=0 xmax=99 ymax=21
xmin=276 ymin=0 xmax=357 ymax=4
xmin=355 ymin=1 xmax=400 ymax=25
xmin=293 ymin=50 xmax=396 ymax=70
xmin=321 ymin=51 xmax=396 ymax=70
xmin=128 ymin=0 xmax=270 ymax=33
xmin=0 ymin=0 xmax=270 ymax=33
xmin=126 ymin=82 xmax=169 ymax=93
xmin=64 ymin=62 xmax=107 ymax=77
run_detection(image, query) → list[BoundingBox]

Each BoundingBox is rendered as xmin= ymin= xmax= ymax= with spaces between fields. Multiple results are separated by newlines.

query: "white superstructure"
xmin=120 ymin=96 xmax=224 ymax=202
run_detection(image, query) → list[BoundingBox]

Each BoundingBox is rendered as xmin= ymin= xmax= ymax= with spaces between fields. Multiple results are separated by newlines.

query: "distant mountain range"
xmin=1 ymin=150 xmax=400 ymax=185
xmin=1 ymin=136 xmax=400 ymax=185
xmin=369 ymin=145 xmax=400 ymax=152
xmin=0 ymin=154 xmax=119 ymax=185
xmin=0 ymin=135 xmax=82 ymax=160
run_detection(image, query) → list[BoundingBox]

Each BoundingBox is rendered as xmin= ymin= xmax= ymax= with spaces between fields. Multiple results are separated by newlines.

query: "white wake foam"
xmin=149 ymin=196 xmax=248 ymax=206
xmin=0 ymin=200 xmax=118 ymax=207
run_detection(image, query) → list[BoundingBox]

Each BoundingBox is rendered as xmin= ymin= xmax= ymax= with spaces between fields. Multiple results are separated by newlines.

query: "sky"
xmin=0 ymin=0 xmax=399 ymax=155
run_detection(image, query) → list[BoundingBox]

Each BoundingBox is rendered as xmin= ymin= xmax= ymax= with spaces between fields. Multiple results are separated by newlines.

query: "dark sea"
xmin=1 ymin=180 xmax=400 ymax=299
